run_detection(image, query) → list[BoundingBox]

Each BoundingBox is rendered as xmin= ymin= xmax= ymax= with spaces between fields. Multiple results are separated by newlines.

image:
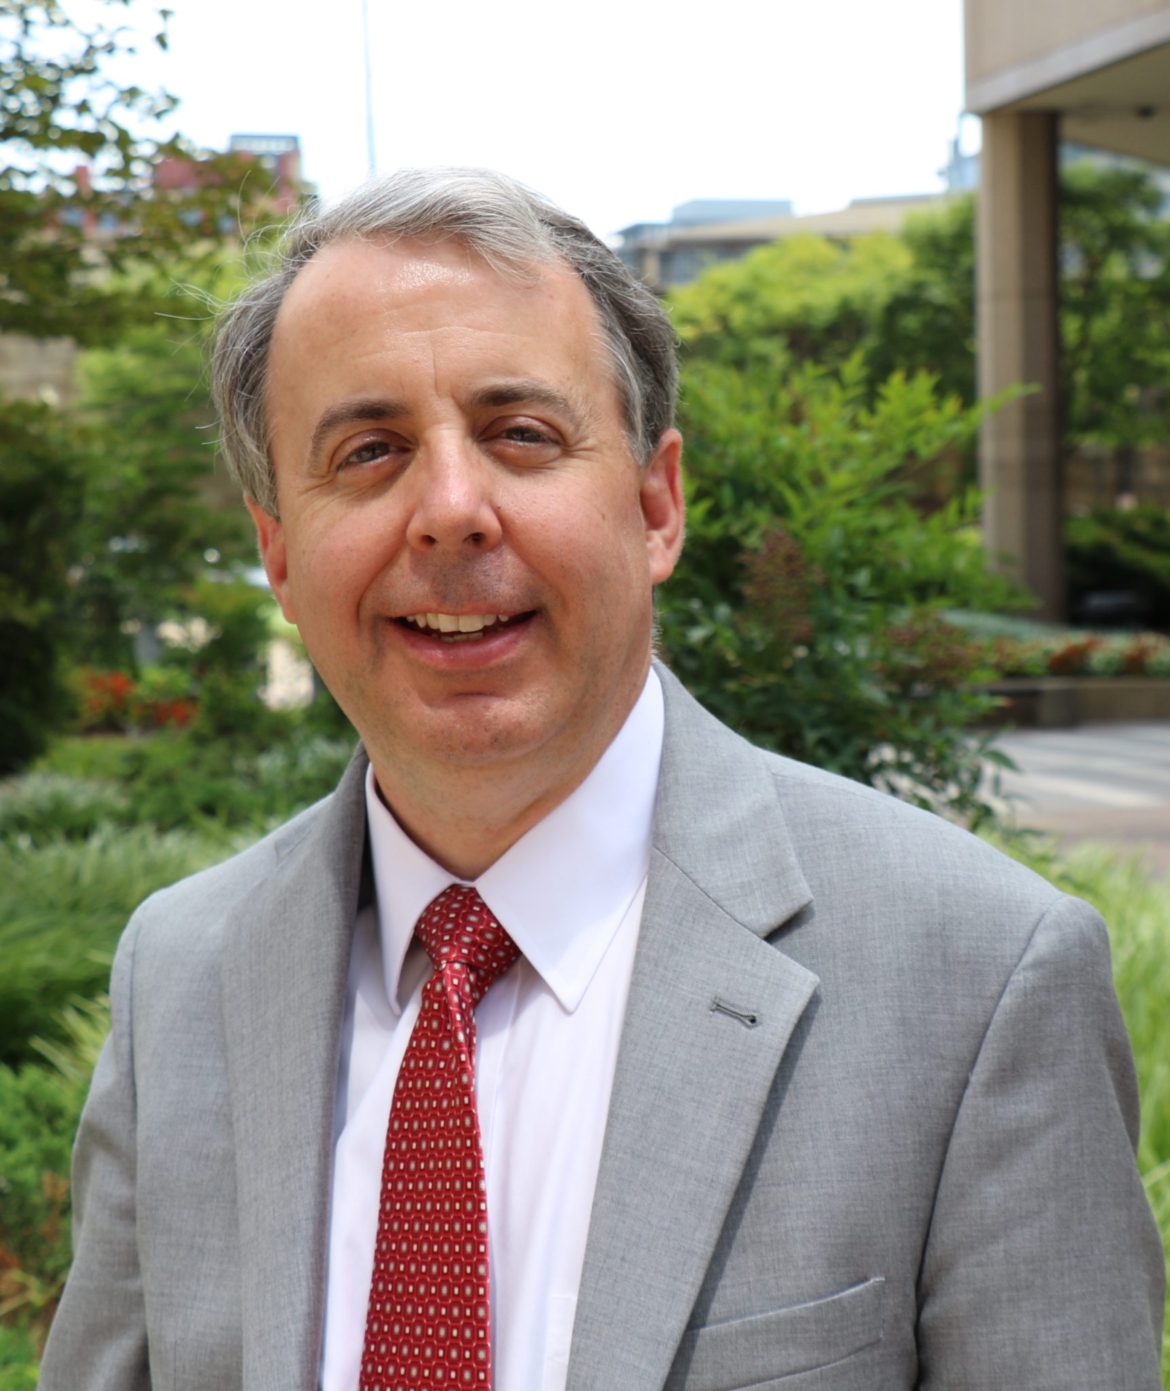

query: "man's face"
xmin=251 ymin=237 xmax=683 ymax=799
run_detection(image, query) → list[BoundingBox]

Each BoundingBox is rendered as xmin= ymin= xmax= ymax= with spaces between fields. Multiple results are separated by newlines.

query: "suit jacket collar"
xmin=651 ymin=661 xmax=813 ymax=935
xmin=567 ymin=664 xmax=819 ymax=1389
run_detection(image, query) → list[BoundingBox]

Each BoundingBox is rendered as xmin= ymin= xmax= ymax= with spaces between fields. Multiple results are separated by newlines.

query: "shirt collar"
xmin=364 ymin=668 xmax=664 ymax=1015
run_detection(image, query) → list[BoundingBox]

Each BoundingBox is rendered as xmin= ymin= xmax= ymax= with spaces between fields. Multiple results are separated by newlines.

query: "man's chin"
xmin=364 ymin=694 xmax=555 ymax=772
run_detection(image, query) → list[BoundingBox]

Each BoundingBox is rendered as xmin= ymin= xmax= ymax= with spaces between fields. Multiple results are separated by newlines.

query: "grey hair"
xmin=210 ymin=167 xmax=678 ymax=515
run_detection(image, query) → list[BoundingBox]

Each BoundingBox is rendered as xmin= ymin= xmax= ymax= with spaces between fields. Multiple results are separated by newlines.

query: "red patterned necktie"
xmin=359 ymin=884 xmax=520 ymax=1391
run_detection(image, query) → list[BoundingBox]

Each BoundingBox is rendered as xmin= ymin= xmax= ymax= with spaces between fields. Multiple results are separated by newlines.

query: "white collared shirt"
xmin=319 ymin=670 xmax=665 ymax=1391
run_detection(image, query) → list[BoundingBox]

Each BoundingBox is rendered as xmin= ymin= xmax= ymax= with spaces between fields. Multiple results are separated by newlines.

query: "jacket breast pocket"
xmin=673 ymin=1276 xmax=886 ymax=1391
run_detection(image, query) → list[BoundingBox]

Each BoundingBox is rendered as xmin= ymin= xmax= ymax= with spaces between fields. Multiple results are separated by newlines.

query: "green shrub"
xmin=659 ymin=357 xmax=1020 ymax=824
xmin=0 ymin=828 xmax=243 ymax=1065
xmin=35 ymin=726 xmax=354 ymax=833
xmin=0 ymin=773 xmax=129 ymax=843
xmin=0 ymin=1324 xmax=39 ymax=1389
xmin=0 ymin=400 xmax=84 ymax=774
xmin=0 ymin=999 xmax=108 ymax=1369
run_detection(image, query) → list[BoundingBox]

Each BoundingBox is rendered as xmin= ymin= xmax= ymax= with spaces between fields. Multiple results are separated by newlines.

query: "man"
xmin=42 ymin=168 xmax=1163 ymax=1391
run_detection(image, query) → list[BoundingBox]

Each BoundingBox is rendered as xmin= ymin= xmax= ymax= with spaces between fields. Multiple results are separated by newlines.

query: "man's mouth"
xmin=395 ymin=612 xmax=533 ymax=644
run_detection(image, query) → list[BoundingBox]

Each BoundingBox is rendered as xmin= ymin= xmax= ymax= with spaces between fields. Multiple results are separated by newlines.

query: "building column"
xmin=977 ymin=109 xmax=1064 ymax=619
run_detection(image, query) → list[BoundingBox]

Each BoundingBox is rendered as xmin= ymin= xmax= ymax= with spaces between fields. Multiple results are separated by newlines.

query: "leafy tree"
xmin=1060 ymin=162 xmax=1170 ymax=453
xmin=0 ymin=1 xmax=273 ymax=766
xmin=670 ymin=230 xmax=913 ymax=375
xmin=0 ymin=400 xmax=83 ymax=771
xmin=66 ymin=282 xmax=256 ymax=667
xmin=868 ymin=195 xmax=977 ymax=410
xmin=672 ymin=161 xmax=1170 ymax=454
xmin=0 ymin=0 xmax=254 ymax=341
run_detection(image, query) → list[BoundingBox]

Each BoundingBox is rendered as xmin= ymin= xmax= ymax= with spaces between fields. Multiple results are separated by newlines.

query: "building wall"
xmin=966 ymin=0 xmax=1170 ymax=110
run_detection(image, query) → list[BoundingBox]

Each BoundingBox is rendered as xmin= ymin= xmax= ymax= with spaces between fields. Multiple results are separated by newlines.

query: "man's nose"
xmin=404 ymin=436 xmax=504 ymax=552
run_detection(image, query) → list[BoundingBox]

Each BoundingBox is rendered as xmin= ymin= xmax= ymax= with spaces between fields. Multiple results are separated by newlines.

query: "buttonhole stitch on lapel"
xmin=711 ymin=998 xmax=759 ymax=1028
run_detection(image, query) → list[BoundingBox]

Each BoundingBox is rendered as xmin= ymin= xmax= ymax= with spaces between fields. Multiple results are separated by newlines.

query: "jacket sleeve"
xmin=916 ymin=893 xmax=1165 ymax=1389
xmin=39 ymin=912 xmax=151 ymax=1391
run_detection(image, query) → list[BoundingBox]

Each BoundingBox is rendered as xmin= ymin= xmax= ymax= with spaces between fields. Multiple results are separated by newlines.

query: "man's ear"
xmin=246 ymin=498 xmax=297 ymax=624
xmin=640 ymin=428 xmax=685 ymax=585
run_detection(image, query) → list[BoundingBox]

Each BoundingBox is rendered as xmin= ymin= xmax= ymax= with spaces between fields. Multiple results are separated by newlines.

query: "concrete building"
xmin=617 ymin=193 xmax=943 ymax=293
xmin=616 ymin=199 xmax=793 ymax=290
xmin=966 ymin=0 xmax=1170 ymax=618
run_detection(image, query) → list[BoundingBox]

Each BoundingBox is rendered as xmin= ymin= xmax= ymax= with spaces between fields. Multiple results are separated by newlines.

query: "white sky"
xmin=108 ymin=0 xmax=976 ymax=240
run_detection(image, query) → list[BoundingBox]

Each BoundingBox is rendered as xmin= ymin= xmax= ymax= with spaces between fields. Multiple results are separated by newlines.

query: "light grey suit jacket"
xmin=41 ymin=666 xmax=1165 ymax=1390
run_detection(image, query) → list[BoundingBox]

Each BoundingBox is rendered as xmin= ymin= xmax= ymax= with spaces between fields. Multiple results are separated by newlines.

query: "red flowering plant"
xmin=1046 ymin=637 xmax=1100 ymax=675
xmin=75 ymin=669 xmax=137 ymax=732
xmin=131 ymin=666 xmax=199 ymax=729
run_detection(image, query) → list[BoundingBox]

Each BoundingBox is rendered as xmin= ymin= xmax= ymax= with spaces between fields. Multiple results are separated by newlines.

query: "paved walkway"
xmin=987 ymin=723 xmax=1170 ymax=872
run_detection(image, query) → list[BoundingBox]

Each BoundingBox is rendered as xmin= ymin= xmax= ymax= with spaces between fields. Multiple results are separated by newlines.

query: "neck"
xmin=368 ymin=741 xmax=605 ymax=881
xmin=366 ymin=671 xmax=651 ymax=879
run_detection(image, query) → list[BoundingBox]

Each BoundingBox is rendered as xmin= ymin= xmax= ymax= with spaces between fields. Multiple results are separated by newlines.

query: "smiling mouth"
xmin=396 ymin=611 xmax=534 ymax=644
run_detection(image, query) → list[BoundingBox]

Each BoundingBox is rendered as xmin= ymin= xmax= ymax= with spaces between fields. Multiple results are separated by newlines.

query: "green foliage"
xmin=158 ymin=577 xmax=293 ymax=743
xmin=672 ymin=160 xmax=1170 ymax=466
xmin=67 ymin=305 xmax=255 ymax=667
xmin=32 ymin=725 xmax=354 ymax=833
xmin=0 ymin=3 xmax=270 ymax=770
xmin=659 ymin=357 xmax=1020 ymax=822
xmin=670 ymin=201 xmax=980 ymax=423
xmin=671 ymin=231 xmax=914 ymax=375
xmin=0 ymin=771 xmax=128 ymax=841
xmin=868 ymin=196 xmax=977 ymax=410
xmin=0 ymin=826 xmax=233 ymax=1065
xmin=0 ymin=998 xmax=110 ymax=1367
xmin=0 ymin=0 xmax=262 ymax=341
xmin=1061 ymin=164 xmax=1170 ymax=451
xmin=0 ymin=1324 xmax=40 ymax=1389
xmin=0 ymin=399 xmax=84 ymax=772
xmin=175 ymin=576 xmax=273 ymax=677
xmin=1067 ymin=504 xmax=1170 ymax=628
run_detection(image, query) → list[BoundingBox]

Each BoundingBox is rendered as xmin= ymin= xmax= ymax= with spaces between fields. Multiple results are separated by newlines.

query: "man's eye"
xmin=499 ymin=425 xmax=551 ymax=445
xmin=339 ymin=439 xmax=391 ymax=469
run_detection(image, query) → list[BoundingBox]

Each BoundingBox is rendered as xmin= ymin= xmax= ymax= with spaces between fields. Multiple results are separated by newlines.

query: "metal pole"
xmin=361 ymin=0 xmax=376 ymax=176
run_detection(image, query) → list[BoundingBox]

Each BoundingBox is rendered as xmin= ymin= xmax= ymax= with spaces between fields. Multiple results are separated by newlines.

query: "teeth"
xmin=404 ymin=612 xmax=511 ymax=635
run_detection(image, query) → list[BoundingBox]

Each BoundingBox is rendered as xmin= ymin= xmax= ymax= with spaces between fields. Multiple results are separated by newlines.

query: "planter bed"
xmin=980 ymin=676 xmax=1170 ymax=729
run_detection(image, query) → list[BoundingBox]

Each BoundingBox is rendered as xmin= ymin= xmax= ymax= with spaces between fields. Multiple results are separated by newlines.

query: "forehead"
xmin=268 ymin=236 xmax=612 ymax=399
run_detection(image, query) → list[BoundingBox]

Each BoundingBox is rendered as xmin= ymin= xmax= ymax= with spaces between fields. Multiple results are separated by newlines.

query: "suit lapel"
xmin=221 ymin=747 xmax=369 ymax=1391
xmin=567 ymin=668 xmax=820 ymax=1391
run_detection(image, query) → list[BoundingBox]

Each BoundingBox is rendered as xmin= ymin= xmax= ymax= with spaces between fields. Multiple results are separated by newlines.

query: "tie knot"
xmin=415 ymin=883 xmax=519 ymax=990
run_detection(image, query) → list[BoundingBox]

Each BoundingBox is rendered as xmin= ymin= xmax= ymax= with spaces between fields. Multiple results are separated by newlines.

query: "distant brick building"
xmin=0 ymin=135 xmax=306 ymax=405
xmin=153 ymin=133 xmax=304 ymax=218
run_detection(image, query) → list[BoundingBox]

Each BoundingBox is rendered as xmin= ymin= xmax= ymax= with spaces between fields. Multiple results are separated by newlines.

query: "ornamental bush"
xmin=0 ymin=999 xmax=110 ymax=1370
xmin=658 ymin=356 xmax=1020 ymax=825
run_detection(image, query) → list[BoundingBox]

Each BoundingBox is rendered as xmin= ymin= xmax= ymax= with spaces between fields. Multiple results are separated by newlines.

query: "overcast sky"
xmin=110 ymin=0 xmax=974 ymax=240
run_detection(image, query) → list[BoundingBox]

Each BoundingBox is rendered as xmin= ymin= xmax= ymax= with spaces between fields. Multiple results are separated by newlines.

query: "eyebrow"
xmin=466 ymin=381 xmax=591 ymax=432
xmin=307 ymin=397 xmax=407 ymax=465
